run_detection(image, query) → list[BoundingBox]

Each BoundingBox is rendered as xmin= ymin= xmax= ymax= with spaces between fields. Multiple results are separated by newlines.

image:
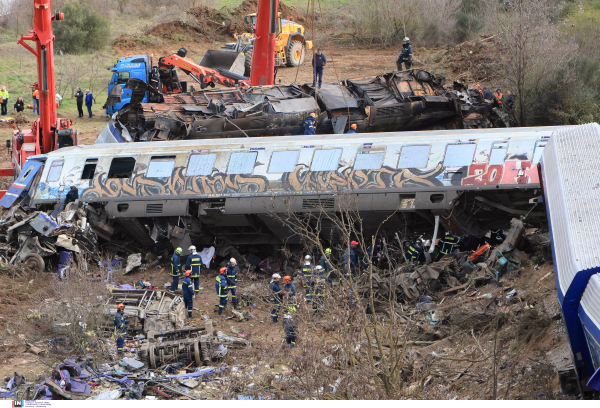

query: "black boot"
xmin=218 ymin=309 xmax=222 ymax=315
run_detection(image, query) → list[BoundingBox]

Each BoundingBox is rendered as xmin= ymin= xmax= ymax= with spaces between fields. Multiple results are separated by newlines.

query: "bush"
xmin=54 ymin=0 xmax=110 ymax=54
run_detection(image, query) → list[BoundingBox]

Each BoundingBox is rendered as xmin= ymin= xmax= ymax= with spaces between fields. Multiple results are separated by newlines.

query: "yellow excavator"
xmin=214 ymin=12 xmax=313 ymax=77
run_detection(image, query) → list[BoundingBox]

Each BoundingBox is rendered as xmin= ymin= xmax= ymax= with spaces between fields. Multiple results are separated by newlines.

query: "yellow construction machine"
xmin=218 ymin=12 xmax=313 ymax=77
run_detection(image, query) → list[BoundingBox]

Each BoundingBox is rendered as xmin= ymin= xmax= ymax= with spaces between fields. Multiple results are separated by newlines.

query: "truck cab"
xmin=105 ymin=54 xmax=150 ymax=116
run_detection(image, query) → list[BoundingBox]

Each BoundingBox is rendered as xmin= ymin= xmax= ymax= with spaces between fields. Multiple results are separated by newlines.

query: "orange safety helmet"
xmin=219 ymin=267 xmax=227 ymax=274
xmin=351 ymin=240 xmax=359 ymax=246
xmin=350 ymin=123 xmax=357 ymax=130
xmin=184 ymin=270 xmax=191 ymax=277
xmin=284 ymin=276 xmax=292 ymax=283
xmin=117 ymin=303 xmax=124 ymax=311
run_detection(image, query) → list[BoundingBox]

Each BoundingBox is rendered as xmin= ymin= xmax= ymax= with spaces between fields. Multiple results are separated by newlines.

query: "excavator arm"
xmin=158 ymin=49 xmax=249 ymax=90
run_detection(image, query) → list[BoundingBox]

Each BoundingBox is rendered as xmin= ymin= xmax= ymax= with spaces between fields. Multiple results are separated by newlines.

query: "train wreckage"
xmin=100 ymin=69 xmax=509 ymax=143
xmin=0 ymin=126 xmax=555 ymax=269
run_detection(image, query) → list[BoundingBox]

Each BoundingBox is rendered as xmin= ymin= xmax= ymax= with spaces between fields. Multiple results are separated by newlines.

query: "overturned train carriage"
xmin=101 ymin=70 xmax=508 ymax=143
xmin=1 ymin=127 xmax=557 ymax=254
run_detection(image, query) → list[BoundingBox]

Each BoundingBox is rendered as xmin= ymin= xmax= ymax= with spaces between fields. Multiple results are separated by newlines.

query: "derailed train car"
xmin=99 ymin=69 xmax=509 ymax=143
xmin=539 ymin=123 xmax=600 ymax=397
xmin=3 ymin=127 xmax=555 ymax=256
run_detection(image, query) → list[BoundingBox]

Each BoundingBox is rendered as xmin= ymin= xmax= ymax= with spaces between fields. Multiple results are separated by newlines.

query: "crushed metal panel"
xmin=269 ymin=97 xmax=318 ymax=113
xmin=1 ymin=159 xmax=44 ymax=208
xmin=318 ymin=84 xmax=360 ymax=110
xmin=30 ymin=212 xmax=58 ymax=236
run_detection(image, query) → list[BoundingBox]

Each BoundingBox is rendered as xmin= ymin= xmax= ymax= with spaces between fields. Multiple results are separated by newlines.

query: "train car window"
xmin=17 ymin=164 xmax=36 ymax=183
xmin=268 ymin=150 xmax=299 ymax=173
xmin=489 ymin=142 xmax=508 ymax=166
xmin=398 ymin=145 xmax=430 ymax=168
xmin=310 ymin=149 xmax=342 ymax=172
xmin=81 ymin=159 xmax=98 ymax=180
xmin=108 ymin=157 xmax=136 ymax=179
xmin=443 ymin=144 xmax=476 ymax=167
xmin=228 ymin=152 xmax=257 ymax=174
xmin=187 ymin=154 xmax=217 ymax=176
xmin=354 ymin=152 xmax=385 ymax=170
xmin=47 ymin=160 xmax=64 ymax=182
xmin=532 ymin=140 xmax=547 ymax=164
xmin=147 ymin=155 xmax=176 ymax=178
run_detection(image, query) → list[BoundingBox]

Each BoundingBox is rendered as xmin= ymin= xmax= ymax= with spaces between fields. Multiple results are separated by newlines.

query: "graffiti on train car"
xmin=462 ymin=160 xmax=539 ymax=186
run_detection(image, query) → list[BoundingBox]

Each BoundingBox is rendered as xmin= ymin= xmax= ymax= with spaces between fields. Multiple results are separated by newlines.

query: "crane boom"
xmin=250 ymin=0 xmax=279 ymax=86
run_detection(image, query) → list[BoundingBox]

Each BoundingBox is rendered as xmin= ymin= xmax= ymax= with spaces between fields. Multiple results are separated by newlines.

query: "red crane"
xmin=0 ymin=0 xmax=78 ymax=198
xmin=249 ymin=0 xmax=279 ymax=86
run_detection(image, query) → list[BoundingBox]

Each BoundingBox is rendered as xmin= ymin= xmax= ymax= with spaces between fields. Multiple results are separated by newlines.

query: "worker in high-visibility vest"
xmin=215 ymin=267 xmax=228 ymax=315
xmin=185 ymin=245 xmax=202 ymax=296
xmin=169 ymin=247 xmax=183 ymax=293
xmin=434 ymin=233 xmax=461 ymax=261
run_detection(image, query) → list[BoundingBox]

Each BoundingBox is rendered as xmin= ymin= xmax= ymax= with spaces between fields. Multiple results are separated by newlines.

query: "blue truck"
xmin=105 ymin=54 xmax=152 ymax=116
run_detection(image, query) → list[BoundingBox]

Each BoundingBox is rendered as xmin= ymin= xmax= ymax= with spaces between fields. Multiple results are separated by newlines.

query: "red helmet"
xmin=351 ymin=240 xmax=359 ymax=246
xmin=117 ymin=303 xmax=124 ymax=311
xmin=284 ymin=276 xmax=292 ymax=283
xmin=220 ymin=267 xmax=227 ymax=274
xmin=184 ymin=270 xmax=191 ymax=277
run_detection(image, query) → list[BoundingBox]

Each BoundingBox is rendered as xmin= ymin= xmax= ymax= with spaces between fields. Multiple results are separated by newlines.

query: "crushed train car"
xmin=99 ymin=70 xmax=509 ymax=143
xmin=0 ymin=127 xmax=556 ymax=260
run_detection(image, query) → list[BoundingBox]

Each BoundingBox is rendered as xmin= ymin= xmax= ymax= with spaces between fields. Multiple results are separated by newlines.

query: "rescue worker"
xmin=215 ymin=267 xmax=228 ymax=315
xmin=301 ymin=255 xmax=315 ymax=302
xmin=170 ymin=247 xmax=183 ymax=293
xmin=396 ymin=37 xmax=413 ymax=70
xmin=182 ymin=270 xmax=194 ymax=318
xmin=347 ymin=123 xmax=357 ymax=134
xmin=474 ymin=83 xmax=483 ymax=97
xmin=283 ymin=276 xmax=298 ymax=313
xmin=483 ymin=87 xmax=493 ymax=100
xmin=312 ymin=48 xmax=326 ymax=88
xmin=282 ymin=314 xmax=297 ymax=348
xmin=505 ymin=91 xmax=515 ymax=109
xmin=407 ymin=240 xmax=422 ymax=263
xmin=304 ymin=112 xmax=317 ymax=135
xmin=364 ymin=240 xmax=381 ymax=267
xmin=342 ymin=241 xmax=359 ymax=277
xmin=114 ymin=303 xmax=127 ymax=356
xmin=185 ymin=245 xmax=203 ymax=297
xmin=312 ymin=265 xmax=326 ymax=313
xmin=434 ymin=233 xmax=461 ymax=261
xmin=270 ymin=273 xmax=283 ymax=323
xmin=226 ymin=258 xmax=240 ymax=309
xmin=319 ymin=248 xmax=332 ymax=277
xmin=494 ymin=88 xmax=503 ymax=107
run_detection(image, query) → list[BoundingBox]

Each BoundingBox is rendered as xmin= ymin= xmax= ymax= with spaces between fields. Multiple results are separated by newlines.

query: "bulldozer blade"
xmin=199 ymin=50 xmax=246 ymax=78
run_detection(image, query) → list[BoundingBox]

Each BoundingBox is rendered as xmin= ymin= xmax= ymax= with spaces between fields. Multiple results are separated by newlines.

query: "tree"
xmin=496 ymin=0 xmax=576 ymax=126
xmin=53 ymin=0 xmax=110 ymax=54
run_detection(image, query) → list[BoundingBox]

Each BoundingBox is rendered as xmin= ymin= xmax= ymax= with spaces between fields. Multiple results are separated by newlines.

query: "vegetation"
xmin=53 ymin=0 xmax=110 ymax=54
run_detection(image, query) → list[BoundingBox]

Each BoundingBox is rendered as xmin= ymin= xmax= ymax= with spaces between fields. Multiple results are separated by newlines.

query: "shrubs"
xmin=54 ymin=0 xmax=110 ymax=54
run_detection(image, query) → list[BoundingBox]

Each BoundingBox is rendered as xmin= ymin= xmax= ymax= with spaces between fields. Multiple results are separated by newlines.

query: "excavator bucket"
xmin=199 ymin=50 xmax=246 ymax=78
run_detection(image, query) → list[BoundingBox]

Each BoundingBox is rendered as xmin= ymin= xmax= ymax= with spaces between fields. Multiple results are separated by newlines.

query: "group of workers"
xmin=304 ymin=113 xmax=358 ymax=135
xmin=473 ymin=84 xmax=514 ymax=109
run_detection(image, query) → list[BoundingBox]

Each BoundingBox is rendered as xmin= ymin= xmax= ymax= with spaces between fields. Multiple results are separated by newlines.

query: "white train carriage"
xmin=540 ymin=123 xmax=600 ymax=396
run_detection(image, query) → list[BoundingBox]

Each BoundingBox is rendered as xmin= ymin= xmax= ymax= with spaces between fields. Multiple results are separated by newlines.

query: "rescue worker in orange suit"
xmin=270 ymin=273 xmax=283 ymax=323
xmin=114 ymin=303 xmax=127 ymax=356
xmin=347 ymin=123 xmax=357 ymax=134
xmin=185 ymin=245 xmax=202 ymax=297
xmin=215 ymin=267 xmax=228 ymax=315
xmin=226 ymin=258 xmax=240 ymax=309
xmin=170 ymin=247 xmax=182 ymax=293
xmin=182 ymin=270 xmax=194 ymax=318
xmin=494 ymin=88 xmax=503 ymax=108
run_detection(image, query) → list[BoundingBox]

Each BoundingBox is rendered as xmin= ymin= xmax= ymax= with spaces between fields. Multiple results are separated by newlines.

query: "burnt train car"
xmin=2 ymin=126 xmax=558 ymax=255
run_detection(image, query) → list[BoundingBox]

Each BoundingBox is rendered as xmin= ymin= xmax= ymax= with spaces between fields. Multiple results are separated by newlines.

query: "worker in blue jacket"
xmin=270 ymin=273 xmax=283 ymax=323
xmin=312 ymin=265 xmax=326 ymax=313
xmin=114 ymin=303 xmax=127 ymax=356
xmin=170 ymin=247 xmax=183 ymax=293
xmin=304 ymin=112 xmax=317 ymax=135
xmin=347 ymin=123 xmax=357 ymax=133
xmin=182 ymin=271 xmax=194 ymax=318
xmin=301 ymin=255 xmax=315 ymax=302
xmin=215 ymin=267 xmax=229 ymax=315
xmin=226 ymin=258 xmax=240 ymax=309
xmin=282 ymin=314 xmax=297 ymax=348
xmin=342 ymin=241 xmax=359 ymax=277
xmin=185 ymin=245 xmax=203 ymax=296
xmin=283 ymin=275 xmax=297 ymax=313
xmin=85 ymin=89 xmax=93 ymax=118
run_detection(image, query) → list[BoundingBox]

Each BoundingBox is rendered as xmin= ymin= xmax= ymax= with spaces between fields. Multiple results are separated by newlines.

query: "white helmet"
xmin=230 ymin=258 xmax=237 ymax=264
xmin=272 ymin=273 xmax=281 ymax=279
xmin=315 ymin=265 xmax=323 ymax=271
xmin=284 ymin=314 xmax=292 ymax=319
xmin=403 ymin=37 xmax=410 ymax=42
xmin=305 ymin=255 xmax=312 ymax=260
xmin=188 ymin=245 xmax=196 ymax=252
